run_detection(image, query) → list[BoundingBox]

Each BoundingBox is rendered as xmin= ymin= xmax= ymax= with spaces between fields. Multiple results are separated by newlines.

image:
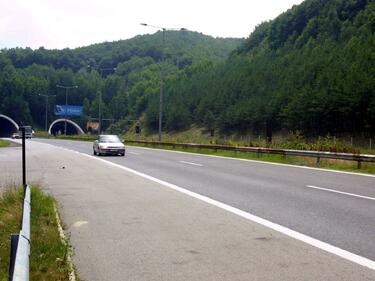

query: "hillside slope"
xmin=156 ymin=0 xmax=375 ymax=137
xmin=0 ymin=32 xmax=243 ymax=129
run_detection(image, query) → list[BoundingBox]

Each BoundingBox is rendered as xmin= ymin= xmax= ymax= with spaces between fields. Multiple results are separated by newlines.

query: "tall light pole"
xmin=141 ymin=23 xmax=186 ymax=141
xmin=39 ymin=94 xmax=56 ymax=132
xmin=87 ymin=66 xmax=116 ymax=134
xmin=56 ymin=85 xmax=78 ymax=135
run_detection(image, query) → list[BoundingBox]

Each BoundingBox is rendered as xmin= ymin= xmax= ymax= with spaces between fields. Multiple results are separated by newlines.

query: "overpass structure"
xmin=0 ymin=115 xmax=85 ymax=137
xmin=0 ymin=114 xmax=19 ymax=137
xmin=48 ymin=119 xmax=85 ymax=135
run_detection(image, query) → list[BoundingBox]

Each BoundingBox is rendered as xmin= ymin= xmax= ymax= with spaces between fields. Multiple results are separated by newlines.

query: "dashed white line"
xmin=307 ymin=185 xmax=375 ymax=201
xmin=126 ymin=145 xmax=375 ymax=178
xmin=128 ymin=152 xmax=141 ymax=155
xmin=179 ymin=160 xmax=203 ymax=167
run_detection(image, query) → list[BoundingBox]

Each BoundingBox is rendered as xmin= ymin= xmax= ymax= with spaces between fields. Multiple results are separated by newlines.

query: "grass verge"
xmin=0 ymin=139 xmax=10 ymax=148
xmin=129 ymin=143 xmax=375 ymax=175
xmin=0 ymin=186 xmax=77 ymax=281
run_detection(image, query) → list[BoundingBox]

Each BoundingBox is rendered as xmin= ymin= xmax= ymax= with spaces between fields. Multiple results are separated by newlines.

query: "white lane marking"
xmin=179 ymin=160 xmax=203 ymax=167
xmin=42 ymin=143 xmax=375 ymax=270
xmin=128 ymin=152 xmax=141 ymax=155
xmin=54 ymin=204 xmax=76 ymax=281
xmin=307 ymin=185 xmax=375 ymax=201
xmin=72 ymin=221 xmax=89 ymax=228
xmin=127 ymin=145 xmax=375 ymax=178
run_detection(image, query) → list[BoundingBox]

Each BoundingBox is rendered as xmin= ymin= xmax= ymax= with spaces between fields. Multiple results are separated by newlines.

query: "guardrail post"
xmin=357 ymin=160 xmax=362 ymax=169
xmin=316 ymin=156 xmax=320 ymax=167
xmin=9 ymin=185 xmax=31 ymax=281
xmin=8 ymin=234 xmax=19 ymax=281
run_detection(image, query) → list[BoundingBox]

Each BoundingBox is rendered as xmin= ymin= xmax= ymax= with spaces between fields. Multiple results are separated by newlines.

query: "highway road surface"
xmin=1 ymin=138 xmax=375 ymax=280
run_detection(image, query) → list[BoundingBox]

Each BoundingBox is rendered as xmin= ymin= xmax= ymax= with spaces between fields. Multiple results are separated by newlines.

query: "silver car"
xmin=11 ymin=132 xmax=20 ymax=139
xmin=93 ymin=135 xmax=125 ymax=156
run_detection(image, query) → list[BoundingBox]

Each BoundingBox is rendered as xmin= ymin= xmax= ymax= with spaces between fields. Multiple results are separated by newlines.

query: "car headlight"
xmin=99 ymin=145 xmax=107 ymax=149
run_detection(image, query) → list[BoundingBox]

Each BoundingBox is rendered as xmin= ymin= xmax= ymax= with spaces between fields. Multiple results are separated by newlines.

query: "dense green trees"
xmin=0 ymin=31 xmax=241 ymax=131
xmin=152 ymin=0 xmax=375 ymax=137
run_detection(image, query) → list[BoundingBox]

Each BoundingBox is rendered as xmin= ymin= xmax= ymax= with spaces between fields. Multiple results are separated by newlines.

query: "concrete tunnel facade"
xmin=0 ymin=114 xmax=19 ymax=137
xmin=48 ymin=119 xmax=85 ymax=135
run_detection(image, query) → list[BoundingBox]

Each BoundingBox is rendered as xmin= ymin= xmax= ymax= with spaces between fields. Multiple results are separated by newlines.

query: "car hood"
xmin=99 ymin=142 xmax=125 ymax=148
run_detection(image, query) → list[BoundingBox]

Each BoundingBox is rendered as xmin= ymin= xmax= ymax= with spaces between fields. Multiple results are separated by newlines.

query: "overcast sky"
xmin=0 ymin=0 xmax=304 ymax=50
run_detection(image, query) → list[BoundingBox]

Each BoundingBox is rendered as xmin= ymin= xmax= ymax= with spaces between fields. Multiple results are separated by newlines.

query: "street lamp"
xmin=87 ymin=65 xmax=117 ymax=134
xmin=39 ymin=94 xmax=56 ymax=132
xmin=56 ymin=85 xmax=78 ymax=135
xmin=141 ymin=23 xmax=186 ymax=141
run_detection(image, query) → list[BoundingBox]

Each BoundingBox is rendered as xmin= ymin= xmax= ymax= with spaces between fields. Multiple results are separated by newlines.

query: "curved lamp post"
xmin=87 ymin=65 xmax=117 ymax=134
xmin=38 ymin=94 xmax=56 ymax=132
xmin=140 ymin=23 xmax=186 ymax=141
xmin=56 ymin=85 xmax=78 ymax=135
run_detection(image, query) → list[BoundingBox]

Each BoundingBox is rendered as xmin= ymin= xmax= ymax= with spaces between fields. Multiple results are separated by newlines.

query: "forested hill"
xmin=2 ymin=31 xmax=242 ymax=72
xmin=76 ymin=31 xmax=243 ymax=70
xmin=0 ymin=31 xmax=242 ymax=128
xmin=1 ymin=0 xmax=374 ymax=138
xmin=156 ymin=0 xmax=375 ymax=137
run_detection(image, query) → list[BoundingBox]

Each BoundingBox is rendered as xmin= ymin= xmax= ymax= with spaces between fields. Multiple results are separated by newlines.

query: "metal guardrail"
xmin=125 ymin=140 xmax=375 ymax=168
xmin=9 ymin=185 xmax=31 ymax=281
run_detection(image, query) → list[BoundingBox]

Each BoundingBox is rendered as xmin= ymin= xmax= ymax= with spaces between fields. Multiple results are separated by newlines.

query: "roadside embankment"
xmin=0 ymin=186 xmax=77 ymax=281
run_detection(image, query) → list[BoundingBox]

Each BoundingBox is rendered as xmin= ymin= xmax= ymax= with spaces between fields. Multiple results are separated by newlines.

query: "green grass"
xmin=128 ymin=142 xmax=375 ymax=174
xmin=124 ymin=128 xmax=375 ymax=155
xmin=0 ymin=139 xmax=10 ymax=147
xmin=35 ymin=131 xmax=96 ymax=142
xmin=0 ymin=187 xmax=77 ymax=281
xmin=0 ymin=187 xmax=23 ymax=281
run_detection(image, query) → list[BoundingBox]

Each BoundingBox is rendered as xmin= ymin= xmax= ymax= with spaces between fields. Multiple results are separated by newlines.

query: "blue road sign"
xmin=54 ymin=105 xmax=83 ymax=116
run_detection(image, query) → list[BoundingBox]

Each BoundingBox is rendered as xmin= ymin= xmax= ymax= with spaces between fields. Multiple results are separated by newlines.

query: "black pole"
xmin=8 ymin=234 xmax=19 ymax=281
xmin=21 ymin=127 xmax=26 ymax=191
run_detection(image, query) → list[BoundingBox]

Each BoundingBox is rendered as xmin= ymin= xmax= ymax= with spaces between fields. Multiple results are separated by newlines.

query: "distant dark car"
xmin=93 ymin=135 xmax=125 ymax=156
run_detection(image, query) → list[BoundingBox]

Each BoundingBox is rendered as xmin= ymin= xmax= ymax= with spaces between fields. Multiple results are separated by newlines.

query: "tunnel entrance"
xmin=0 ymin=114 xmax=19 ymax=137
xmin=49 ymin=119 xmax=85 ymax=135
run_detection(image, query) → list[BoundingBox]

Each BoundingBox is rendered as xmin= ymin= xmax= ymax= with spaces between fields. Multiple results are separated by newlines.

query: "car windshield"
xmin=99 ymin=135 xmax=121 ymax=143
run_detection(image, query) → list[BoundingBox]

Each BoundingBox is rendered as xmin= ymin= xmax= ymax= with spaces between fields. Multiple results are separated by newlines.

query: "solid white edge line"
xmin=179 ymin=160 xmax=203 ymax=167
xmin=126 ymin=145 xmax=375 ymax=178
xmin=54 ymin=203 xmax=76 ymax=281
xmin=307 ymin=185 xmax=375 ymax=201
xmin=45 ymin=143 xmax=375 ymax=271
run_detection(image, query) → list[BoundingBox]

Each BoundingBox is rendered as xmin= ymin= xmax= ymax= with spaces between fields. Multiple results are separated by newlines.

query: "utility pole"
xmin=56 ymin=85 xmax=78 ymax=135
xmin=141 ymin=23 xmax=186 ymax=141
xmin=39 ymin=94 xmax=56 ymax=132
xmin=87 ymin=66 xmax=116 ymax=134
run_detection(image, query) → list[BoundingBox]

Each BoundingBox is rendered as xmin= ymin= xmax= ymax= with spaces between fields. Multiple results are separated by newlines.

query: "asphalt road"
xmin=3 ymin=138 xmax=375 ymax=280
xmin=32 ymin=138 xmax=375 ymax=263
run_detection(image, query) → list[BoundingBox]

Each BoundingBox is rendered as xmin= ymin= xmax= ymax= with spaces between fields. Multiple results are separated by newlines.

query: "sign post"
xmin=21 ymin=127 xmax=26 ymax=192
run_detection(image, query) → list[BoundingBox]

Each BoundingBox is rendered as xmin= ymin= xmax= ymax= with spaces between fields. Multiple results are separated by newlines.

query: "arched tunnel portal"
xmin=0 ymin=114 xmax=19 ymax=137
xmin=48 ymin=119 xmax=85 ymax=135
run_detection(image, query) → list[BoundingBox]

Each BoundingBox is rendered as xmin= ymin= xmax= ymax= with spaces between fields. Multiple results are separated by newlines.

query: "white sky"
xmin=0 ymin=0 xmax=304 ymax=50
